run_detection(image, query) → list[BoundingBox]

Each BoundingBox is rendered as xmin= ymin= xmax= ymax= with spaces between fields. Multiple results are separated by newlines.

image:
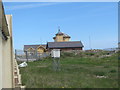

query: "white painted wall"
xmin=0 ymin=2 xmax=23 ymax=89
xmin=0 ymin=1 xmax=3 ymax=89
xmin=0 ymin=27 xmax=3 ymax=90
xmin=0 ymin=13 xmax=14 ymax=89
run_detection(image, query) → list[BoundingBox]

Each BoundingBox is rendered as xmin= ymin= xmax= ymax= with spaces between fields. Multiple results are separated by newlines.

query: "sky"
xmin=3 ymin=2 xmax=118 ymax=50
xmin=2 ymin=0 xmax=120 ymax=2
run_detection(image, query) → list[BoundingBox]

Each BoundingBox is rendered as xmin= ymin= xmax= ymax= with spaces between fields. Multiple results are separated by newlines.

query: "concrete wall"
xmin=0 ymin=2 xmax=23 ymax=89
xmin=0 ymin=1 xmax=3 ymax=89
xmin=3 ymin=15 xmax=14 ymax=88
xmin=0 ymin=13 xmax=14 ymax=88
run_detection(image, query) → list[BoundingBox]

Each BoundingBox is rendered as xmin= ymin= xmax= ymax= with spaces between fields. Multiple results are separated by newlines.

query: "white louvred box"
xmin=51 ymin=49 xmax=60 ymax=58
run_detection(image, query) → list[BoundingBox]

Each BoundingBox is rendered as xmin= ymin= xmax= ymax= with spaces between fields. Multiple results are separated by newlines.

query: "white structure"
xmin=0 ymin=1 xmax=23 ymax=89
xmin=51 ymin=49 xmax=60 ymax=58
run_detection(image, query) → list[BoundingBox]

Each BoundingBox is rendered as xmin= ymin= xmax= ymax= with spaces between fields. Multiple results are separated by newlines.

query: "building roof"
xmin=63 ymin=33 xmax=71 ymax=38
xmin=47 ymin=41 xmax=84 ymax=49
xmin=1 ymin=4 xmax=9 ymax=38
xmin=55 ymin=29 xmax=64 ymax=35
xmin=53 ymin=29 xmax=71 ymax=39
xmin=24 ymin=44 xmax=46 ymax=51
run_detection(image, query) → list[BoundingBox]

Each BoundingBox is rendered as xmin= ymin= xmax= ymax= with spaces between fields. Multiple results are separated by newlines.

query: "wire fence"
xmin=15 ymin=49 xmax=50 ymax=62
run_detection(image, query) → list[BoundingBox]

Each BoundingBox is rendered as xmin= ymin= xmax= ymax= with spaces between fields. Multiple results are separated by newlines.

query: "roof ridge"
xmin=47 ymin=41 xmax=84 ymax=48
xmin=48 ymin=41 xmax=81 ymax=43
xmin=24 ymin=44 xmax=46 ymax=46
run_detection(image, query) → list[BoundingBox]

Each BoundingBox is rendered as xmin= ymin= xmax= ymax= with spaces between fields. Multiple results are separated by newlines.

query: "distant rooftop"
xmin=24 ymin=44 xmax=46 ymax=51
xmin=56 ymin=29 xmax=64 ymax=35
xmin=54 ymin=29 xmax=71 ymax=38
xmin=47 ymin=41 xmax=84 ymax=49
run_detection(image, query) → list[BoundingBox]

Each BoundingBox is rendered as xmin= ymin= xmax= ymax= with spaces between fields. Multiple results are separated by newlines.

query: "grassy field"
xmin=19 ymin=51 xmax=118 ymax=88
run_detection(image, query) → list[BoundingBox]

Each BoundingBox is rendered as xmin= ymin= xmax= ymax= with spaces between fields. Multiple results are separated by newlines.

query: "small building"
xmin=47 ymin=41 xmax=84 ymax=51
xmin=24 ymin=44 xmax=47 ymax=54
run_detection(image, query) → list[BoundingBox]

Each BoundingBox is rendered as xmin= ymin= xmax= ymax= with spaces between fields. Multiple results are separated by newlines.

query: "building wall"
xmin=27 ymin=46 xmax=46 ymax=53
xmin=2 ymin=34 xmax=13 ymax=88
xmin=55 ymin=35 xmax=64 ymax=42
xmin=48 ymin=47 xmax=82 ymax=52
xmin=61 ymin=48 xmax=82 ymax=51
xmin=54 ymin=34 xmax=70 ymax=42
xmin=27 ymin=48 xmax=35 ymax=52
xmin=6 ymin=15 xmax=23 ymax=88
xmin=0 ymin=22 xmax=3 ymax=89
xmin=63 ymin=38 xmax=70 ymax=42
xmin=0 ymin=13 xmax=14 ymax=88
xmin=37 ymin=47 xmax=45 ymax=53
xmin=0 ymin=5 xmax=22 ymax=88
xmin=0 ymin=2 xmax=2 ymax=89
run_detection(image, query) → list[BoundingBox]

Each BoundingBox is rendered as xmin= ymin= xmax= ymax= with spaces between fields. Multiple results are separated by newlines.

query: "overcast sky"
xmin=3 ymin=2 xmax=118 ymax=50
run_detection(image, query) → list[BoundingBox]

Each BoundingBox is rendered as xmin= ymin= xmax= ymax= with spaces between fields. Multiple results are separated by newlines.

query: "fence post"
xmin=25 ymin=51 xmax=28 ymax=62
xmin=36 ymin=50 xmax=38 ymax=60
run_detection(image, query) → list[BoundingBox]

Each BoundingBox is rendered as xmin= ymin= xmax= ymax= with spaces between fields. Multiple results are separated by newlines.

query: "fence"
xmin=15 ymin=49 xmax=50 ymax=62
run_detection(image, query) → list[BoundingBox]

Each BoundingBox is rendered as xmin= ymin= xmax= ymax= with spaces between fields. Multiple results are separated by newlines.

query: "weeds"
xmin=19 ymin=51 xmax=118 ymax=88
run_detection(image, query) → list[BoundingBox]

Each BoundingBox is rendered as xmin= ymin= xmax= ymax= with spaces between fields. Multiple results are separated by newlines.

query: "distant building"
xmin=24 ymin=44 xmax=47 ymax=54
xmin=47 ymin=29 xmax=84 ymax=51
xmin=47 ymin=41 xmax=84 ymax=51
xmin=24 ymin=28 xmax=84 ymax=53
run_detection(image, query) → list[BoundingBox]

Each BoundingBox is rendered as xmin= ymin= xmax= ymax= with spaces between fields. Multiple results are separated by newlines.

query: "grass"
xmin=19 ymin=51 xmax=118 ymax=88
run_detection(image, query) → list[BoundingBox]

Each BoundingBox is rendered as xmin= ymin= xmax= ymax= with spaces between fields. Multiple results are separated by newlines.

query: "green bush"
xmin=109 ymin=70 xmax=117 ymax=73
xmin=85 ymin=52 xmax=95 ymax=56
xmin=61 ymin=52 xmax=75 ymax=57
xmin=104 ymin=65 xmax=109 ymax=68
xmin=93 ymin=71 xmax=105 ymax=76
xmin=95 ymin=54 xmax=99 ymax=57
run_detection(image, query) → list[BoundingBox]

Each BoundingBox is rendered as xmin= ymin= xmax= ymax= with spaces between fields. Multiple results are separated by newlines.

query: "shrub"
xmin=95 ymin=54 xmax=99 ymax=57
xmin=109 ymin=70 xmax=117 ymax=73
xmin=104 ymin=65 xmax=109 ymax=68
xmin=61 ymin=52 xmax=75 ymax=57
xmin=93 ymin=71 xmax=105 ymax=76
xmin=85 ymin=52 xmax=95 ymax=56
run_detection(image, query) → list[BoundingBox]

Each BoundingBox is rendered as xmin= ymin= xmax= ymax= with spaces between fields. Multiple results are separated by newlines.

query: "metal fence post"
xmin=25 ymin=51 xmax=28 ymax=62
